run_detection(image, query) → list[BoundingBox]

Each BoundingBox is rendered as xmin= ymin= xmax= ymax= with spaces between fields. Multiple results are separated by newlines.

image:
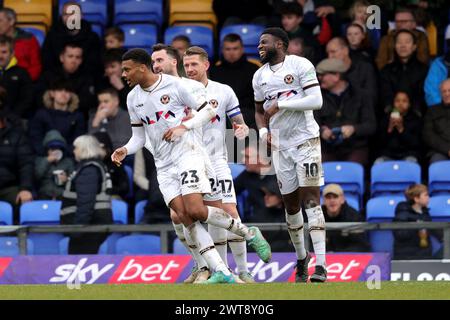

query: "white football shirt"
xmin=252 ymin=55 xmax=320 ymax=150
xmin=127 ymin=74 xmax=206 ymax=169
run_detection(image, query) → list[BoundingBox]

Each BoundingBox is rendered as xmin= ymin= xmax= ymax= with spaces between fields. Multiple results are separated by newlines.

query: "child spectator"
xmin=375 ymin=91 xmax=422 ymax=164
xmin=104 ymin=27 xmax=125 ymax=52
xmin=393 ymin=184 xmax=442 ymax=260
xmin=34 ymin=130 xmax=75 ymax=200
xmin=345 ymin=23 xmax=375 ymax=63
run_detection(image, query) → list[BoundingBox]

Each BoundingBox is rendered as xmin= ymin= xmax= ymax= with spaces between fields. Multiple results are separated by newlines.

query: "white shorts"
xmin=208 ymin=159 xmax=237 ymax=204
xmin=272 ymin=137 xmax=324 ymax=195
xmin=158 ymin=150 xmax=216 ymax=206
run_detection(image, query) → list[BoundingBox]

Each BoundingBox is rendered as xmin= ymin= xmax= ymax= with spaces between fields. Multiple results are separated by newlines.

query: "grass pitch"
xmin=0 ymin=281 xmax=449 ymax=300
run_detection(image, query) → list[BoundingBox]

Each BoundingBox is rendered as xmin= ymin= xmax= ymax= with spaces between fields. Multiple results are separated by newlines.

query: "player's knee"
xmin=185 ymin=203 xmax=208 ymax=221
xmin=170 ymin=210 xmax=181 ymax=224
xmin=285 ymin=204 xmax=301 ymax=215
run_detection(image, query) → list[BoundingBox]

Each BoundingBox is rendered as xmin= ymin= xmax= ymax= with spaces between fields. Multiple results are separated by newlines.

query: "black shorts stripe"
xmin=131 ymin=123 xmax=143 ymax=127
xmin=302 ymin=83 xmax=320 ymax=91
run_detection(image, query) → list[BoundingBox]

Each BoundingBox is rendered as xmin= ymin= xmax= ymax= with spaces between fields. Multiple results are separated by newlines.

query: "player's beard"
xmin=261 ymin=47 xmax=278 ymax=64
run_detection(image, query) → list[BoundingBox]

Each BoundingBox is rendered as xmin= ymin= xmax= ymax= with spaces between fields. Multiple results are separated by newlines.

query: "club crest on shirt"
xmin=209 ymin=99 xmax=219 ymax=108
xmin=284 ymin=74 xmax=294 ymax=84
xmin=160 ymin=94 xmax=170 ymax=104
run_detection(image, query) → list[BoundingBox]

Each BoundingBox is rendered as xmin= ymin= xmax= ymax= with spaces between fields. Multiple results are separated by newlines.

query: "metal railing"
xmin=1 ymin=222 xmax=449 ymax=258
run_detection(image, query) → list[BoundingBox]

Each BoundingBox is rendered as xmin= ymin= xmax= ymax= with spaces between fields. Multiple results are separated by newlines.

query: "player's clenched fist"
xmin=163 ymin=125 xmax=188 ymax=142
xmin=233 ymin=123 xmax=249 ymax=140
xmin=111 ymin=147 xmax=127 ymax=166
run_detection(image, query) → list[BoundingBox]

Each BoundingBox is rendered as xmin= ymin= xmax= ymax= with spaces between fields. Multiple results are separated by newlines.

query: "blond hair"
xmin=73 ymin=135 xmax=106 ymax=161
xmin=405 ymin=184 xmax=428 ymax=202
xmin=184 ymin=46 xmax=208 ymax=61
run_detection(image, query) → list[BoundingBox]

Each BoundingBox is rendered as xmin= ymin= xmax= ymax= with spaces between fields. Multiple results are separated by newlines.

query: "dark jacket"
xmin=323 ymin=202 xmax=370 ymax=252
xmin=345 ymin=56 xmax=379 ymax=105
xmin=14 ymin=28 xmax=42 ymax=81
xmin=0 ymin=116 xmax=34 ymax=191
xmin=209 ymin=55 xmax=260 ymax=129
xmin=34 ymin=130 xmax=75 ymax=200
xmin=423 ymin=103 xmax=450 ymax=156
xmin=97 ymin=76 xmax=131 ymax=110
xmin=378 ymin=110 xmax=423 ymax=160
xmin=315 ymin=84 xmax=376 ymax=154
xmin=393 ymin=201 xmax=435 ymax=259
xmin=29 ymin=90 xmax=85 ymax=156
xmin=61 ymin=159 xmax=113 ymax=254
xmin=36 ymin=67 xmax=97 ymax=117
xmin=0 ymin=57 xmax=33 ymax=118
xmin=380 ymin=55 xmax=429 ymax=115
xmin=41 ymin=19 xmax=102 ymax=78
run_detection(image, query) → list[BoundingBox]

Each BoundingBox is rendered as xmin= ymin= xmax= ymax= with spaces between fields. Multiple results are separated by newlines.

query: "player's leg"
xmin=204 ymin=199 xmax=229 ymax=268
xmin=296 ymin=137 xmax=327 ymax=282
xmin=272 ymin=147 xmax=310 ymax=283
xmin=170 ymin=208 xmax=209 ymax=283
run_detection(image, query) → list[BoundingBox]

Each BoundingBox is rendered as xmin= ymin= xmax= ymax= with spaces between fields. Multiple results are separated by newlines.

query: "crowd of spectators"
xmin=0 ymin=1 xmax=449 ymax=256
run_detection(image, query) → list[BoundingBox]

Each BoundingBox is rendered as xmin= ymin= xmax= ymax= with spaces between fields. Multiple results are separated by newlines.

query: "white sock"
xmin=187 ymin=221 xmax=230 ymax=275
xmin=228 ymin=231 xmax=248 ymax=273
xmin=286 ymin=210 xmax=307 ymax=261
xmin=205 ymin=206 xmax=253 ymax=240
xmin=182 ymin=223 xmax=208 ymax=270
xmin=172 ymin=222 xmax=191 ymax=253
xmin=208 ymin=224 xmax=228 ymax=267
xmin=305 ymin=206 xmax=326 ymax=267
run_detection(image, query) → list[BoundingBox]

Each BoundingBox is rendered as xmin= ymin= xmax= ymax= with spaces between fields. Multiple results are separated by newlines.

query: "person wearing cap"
xmin=34 ymin=130 xmax=75 ymax=200
xmin=315 ymin=57 xmax=376 ymax=166
xmin=322 ymin=184 xmax=369 ymax=252
xmin=253 ymin=27 xmax=327 ymax=282
xmin=0 ymin=86 xmax=33 ymax=217
xmin=28 ymin=79 xmax=85 ymax=156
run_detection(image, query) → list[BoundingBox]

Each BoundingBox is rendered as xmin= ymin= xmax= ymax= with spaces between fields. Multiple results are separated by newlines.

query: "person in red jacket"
xmin=0 ymin=8 xmax=42 ymax=81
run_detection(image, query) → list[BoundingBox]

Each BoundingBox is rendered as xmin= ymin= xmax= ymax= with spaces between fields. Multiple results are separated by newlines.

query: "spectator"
xmin=345 ymin=23 xmax=375 ymax=63
xmin=375 ymin=91 xmax=422 ymax=164
xmin=423 ymin=79 xmax=450 ymax=163
xmin=322 ymin=184 xmax=369 ymax=252
xmin=0 ymin=35 xmax=33 ymax=119
xmin=171 ymin=35 xmax=191 ymax=58
xmin=41 ymin=1 xmax=102 ymax=78
xmin=288 ymin=36 xmax=317 ymax=64
xmin=88 ymin=88 xmax=131 ymax=150
xmin=209 ymin=34 xmax=260 ymax=130
xmin=394 ymin=184 xmax=441 ymax=260
xmin=380 ymin=29 xmax=428 ymax=116
xmin=37 ymin=43 xmax=97 ymax=117
xmin=315 ymin=58 xmax=376 ymax=166
xmin=0 ymin=90 xmax=33 ymax=215
xmin=234 ymin=144 xmax=290 ymax=251
xmin=61 ymin=135 xmax=113 ymax=254
xmin=212 ymin=0 xmax=272 ymax=29
xmin=326 ymin=37 xmax=378 ymax=105
xmin=424 ymin=39 xmax=450 ymax=107
xmin=104 ymin=27 xmax=125 ymax=52
xmin=0 ymin=8 xmax=42 ymax=81
xmin=34 ymin=130 xmax=75 ymax=200
xmin=92 ymin=131 xmax=129 ymax=200
xmin=98 ymin=49 xmax=130 ymax=108
xmin=376 ymin=8 xmax=429 ymax=70
xmin=29 ymin=80 xmax=85 ymax=156
xmin=133 ymin=148 xmax=170 ymax=224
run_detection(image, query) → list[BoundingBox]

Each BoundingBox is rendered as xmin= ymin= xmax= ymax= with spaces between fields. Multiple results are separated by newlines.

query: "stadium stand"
xmin=21 ymin=26 xmax=45 ymax=46
xmin=121 ymin=23 xmax=158 ymax=51
xmin=58 ymin=0 xmax=107 ymax=28
xmin=428 ymin=161 xmax=450 ymax=196
xmin=20 ymin=201 xmax=61 ymax=225
xmin=98 ymin=233 xmax=126 ymax=254
xmin=0 ymin=237 xmax=34 ymax=256
xmin=169 ymin=0 xmax=217 ymax=31
xmin=112 ymin=199 xmax=128 ymax=224
xmin=228 ymin=163 xmax=245 ymax=180
xmin=164 ymin=25 xmax=214 ymax=57
xmin=220 ymin=24 xmax=265 ymax=59
xmin=4 ymin=0 xmax=52 ymax=30
xmin=429 ymin=195 xmax=450 ymax=222
xmin=134 ymin=200 xmax=147 ymax=224
xmin=115 ymin=234 xmax=161 ymax=254
xmin=322 ymin=162 xmax=364 ymax=206
xmin=0 ymin=201 xmax=13 ymax=225
xmin=370 ymin=161 xmax=421 ymax=197
xmin=173 ymin=237 xmax=189 ymax=254
xmin=114 ymin=0 xmax=164 ymax=28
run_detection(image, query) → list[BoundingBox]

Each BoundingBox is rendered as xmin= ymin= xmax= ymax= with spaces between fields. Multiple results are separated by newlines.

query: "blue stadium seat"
xmin=345 ymin=196 xmax=360 ymax=212
xmin=0 ymin=201 xmax=13 ymax=225
xmin=0 ymin=237 xmax=34 ymax=256
xmin=228 ymin=163 xmax=245 ymax=180
xmin=323 ymin=161 xmax=364 ymax=203
xmin=22 ymin=26 xmax=45 ymax=46
xmin=220 ymin=24 xmax=265 ymax=59
xmin=114 ymin=0 xmax=163 ymax=28
xmin=370 ymin=161 xmax=421 ymax=197
xmin=20 ymin=201 xmax=61 ymax=225
xmin=429 ymin=195 xmax=450 ymax=222
xmin=173 ymin=238 xmax=189 ymax=254
xmin=429 ymin=161 xmax=450 ymax=196
xmin=164 ymin=25 xmax=214 ymax=57
xmin=112 ymin=199 xmax=128 ymax=224
xmin=115 ymin=234 xmax=161 ymax=254
xmin=28 ymin=234 xmax=64 ymax=255
xmin=366 ymin=195 xmax=405 ymax=256
xmin=123 ymin=165 xmax=134 ymax=199
xmin=98 ymin=233 xmax=125 ymax=254
xmin=121 ymin=23 xmax=157 ymax=53
xmin=134 ymin=200 xmax=147 ymax=224
xmin=59 ymin=237 xmax=69 ymax=255
xmin=59 ymin=0 xmax=107 ymax=26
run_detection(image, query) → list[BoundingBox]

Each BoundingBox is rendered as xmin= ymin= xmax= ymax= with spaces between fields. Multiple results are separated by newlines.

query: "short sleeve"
xmin=252 ymin=71 xmax=265 ymax=103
